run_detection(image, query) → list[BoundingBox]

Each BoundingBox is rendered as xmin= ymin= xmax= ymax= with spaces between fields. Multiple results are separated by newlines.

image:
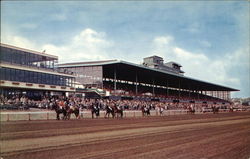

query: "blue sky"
xmin=1 ymin=1 xmax=249 ymax=98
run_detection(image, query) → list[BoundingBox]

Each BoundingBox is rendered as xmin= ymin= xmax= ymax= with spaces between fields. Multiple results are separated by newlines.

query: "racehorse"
xmin=65 ymin=106 xmax=80 ymax=120
xmin=114 ymin=105 xmax=123 ymax=118
xmin=212 ymin=106 xmax=219 ymax=114
xmin=142 ymin=105 xmax=150 ymax=117
xmin=105 ymin=105 xmax=115 ymax=118
xmin=187 ymin=106 xmax=195 ymax=114
xmin=52 ymin=101 xmax=67 ymax=120
xmin=159 ymin=107 xmax=164 ymax=116
xmin=229 ymin=106 xmax=234 ymax=112
xmin=90 ymin=103 xmax=100 ymax=119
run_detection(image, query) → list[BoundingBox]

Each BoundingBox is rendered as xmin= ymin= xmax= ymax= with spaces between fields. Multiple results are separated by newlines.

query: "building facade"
xmin=142 ymin=56 xmax=184 ymax=75
xmin=0 ymin=43 xmax=75 ymax=99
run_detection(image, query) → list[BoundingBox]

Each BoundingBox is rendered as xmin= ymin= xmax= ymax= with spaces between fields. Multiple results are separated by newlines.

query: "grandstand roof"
xmin=0 ymin=43 xmax=58 ymax=59
xmin=58 ymin=60 xmax=239 ymax=92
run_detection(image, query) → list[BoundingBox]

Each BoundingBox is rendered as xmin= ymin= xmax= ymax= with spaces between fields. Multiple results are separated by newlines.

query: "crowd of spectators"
xmin=0 ymin=94 xmax=232 ymax=112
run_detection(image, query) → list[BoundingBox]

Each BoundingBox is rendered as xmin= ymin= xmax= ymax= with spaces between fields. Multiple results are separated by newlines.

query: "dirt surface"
xmin=1 ymin=112 xmax=250 ymax=159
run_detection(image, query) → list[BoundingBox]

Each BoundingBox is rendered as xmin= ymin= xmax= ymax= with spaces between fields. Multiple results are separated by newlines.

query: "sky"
xmin=1 ymin=1 xmax=249 ymax=98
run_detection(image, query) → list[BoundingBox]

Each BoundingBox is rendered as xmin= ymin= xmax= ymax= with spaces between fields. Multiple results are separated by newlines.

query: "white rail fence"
xmin=0 ymin=110 xmax=191 ymax=121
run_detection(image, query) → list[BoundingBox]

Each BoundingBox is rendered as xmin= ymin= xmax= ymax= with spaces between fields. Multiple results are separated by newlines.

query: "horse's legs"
xmin=75 ymin=112 xmax=79 ymax=119
xmin=57 ymin=112 xmax=60 ymax=120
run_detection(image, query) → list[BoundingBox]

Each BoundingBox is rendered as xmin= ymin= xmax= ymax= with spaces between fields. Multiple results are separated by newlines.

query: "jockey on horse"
xmin=142 ymin=104 xmax=150 ymax=117
xmin=65 ymin=99 xmax=80 ymax=120
xmin=212 ymin=105 xmax=219 ymax=114
xmin=114 ymin=103 xmax=123 ymax=118
xmin=105 ymin=101 xmax=115 ymax=118
xmin=187 ymin=104 xmax=195 ymax=114
xmin=91 ymin=99 xmax=100 ymax=119
xmin=53 ymin=99 xmax=67 ymax=120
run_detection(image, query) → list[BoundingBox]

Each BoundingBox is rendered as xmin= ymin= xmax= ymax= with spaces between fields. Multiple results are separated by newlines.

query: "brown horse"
xmin=52 ymin=101 xmax=67 ymax=120
xmin=141 ymin=105 xmax=150 ymax=117
xmin=187 ymin=106 xmax=195 ymax=114
xmin=65 ymin=106 xmax=80 ymax=120
xmin=229 ymin=107 xmax=234 ymax=112
xmin=114 ymin=105 xmax=123 ymax=118
xmin=90 ymin=104 xmax=100 ymax=119
xmin=105 ymin=105 xmax=115 ymax=118
xmin=212 ymin=106 xmax=219 ymax=114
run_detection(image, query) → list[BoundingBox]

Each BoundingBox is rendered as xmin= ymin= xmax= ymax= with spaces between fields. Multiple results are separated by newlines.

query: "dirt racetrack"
xmin=1 ymin=112 xmax=250 ymax=159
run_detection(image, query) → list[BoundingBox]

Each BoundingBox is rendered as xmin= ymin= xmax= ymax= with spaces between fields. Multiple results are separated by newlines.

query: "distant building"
xmin=142 ymin=56 xmax=184 ymax=75
xmin=0 ymin=43 xmax=75 ymax=99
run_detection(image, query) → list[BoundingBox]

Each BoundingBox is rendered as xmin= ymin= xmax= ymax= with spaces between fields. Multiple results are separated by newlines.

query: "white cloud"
xmin=153 ymin=36 xmax=173 ymax=45
xmin=42 ymin=28 xmax=114 ymax=62
xmin=1 ymin=32 xmax=40 ymax=51
xmin=1 ymin=28 xmax=114 ymax=63
xmin=151 ymin=35 xmax=242 ymax=89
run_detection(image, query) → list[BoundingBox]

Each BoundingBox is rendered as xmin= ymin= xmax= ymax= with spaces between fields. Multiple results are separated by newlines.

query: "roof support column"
xmin=166 ymin=80 xmax=169 ymax=97
xmin=135 ymin=72 xmax=138 ymax=95
xmin=152 ymin=79 xmax=155 ymax=96
xmin=188 ymin=85 xmax=191 ymax=99
xmin=205 ymin=91 xmax=207 ymax=101
xmin=178 ymin=79 xmax=180 ymax=100
xmin=197 ymin=89 xmax=199 ymax=100
xmin=114 ymin=67 xmax=117 ymax=91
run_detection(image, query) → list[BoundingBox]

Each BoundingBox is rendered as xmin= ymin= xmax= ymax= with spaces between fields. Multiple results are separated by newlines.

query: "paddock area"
xmin=1 ymin=112 xmax=250 ymax=159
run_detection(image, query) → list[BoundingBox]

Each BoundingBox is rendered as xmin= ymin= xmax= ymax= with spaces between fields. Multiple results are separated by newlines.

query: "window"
xmin=0 ymin=68 xmax=4 ymax=80
xmin=10 ymin=69 xmax=16 ymax=81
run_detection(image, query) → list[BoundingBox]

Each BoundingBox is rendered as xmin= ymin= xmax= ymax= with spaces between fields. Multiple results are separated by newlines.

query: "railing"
xmin=1 ymin=61 xmax=75 ymax=76
xmin=1 ymin=108 xmax=246 ymax=122
xmin=0 ymin=110 xmax=189 ymax=121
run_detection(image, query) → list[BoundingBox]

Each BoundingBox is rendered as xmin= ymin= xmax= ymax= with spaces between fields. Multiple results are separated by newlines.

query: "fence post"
xmin=81 ymin=111 xmax=84 ymax=118
xmin=28 ymin=113 xmax=31 ymax=121
xmin=7 ymin=114 xmax=10 ymax=121
xmin=47 ymin=113 xmax=49 ymax=120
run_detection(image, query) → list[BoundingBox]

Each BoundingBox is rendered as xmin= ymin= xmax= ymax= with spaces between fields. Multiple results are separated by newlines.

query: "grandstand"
xmin=0 ymin=43 xmax=76 ymax=99
xmin=58 ymin=56 xmax=238 ymax=104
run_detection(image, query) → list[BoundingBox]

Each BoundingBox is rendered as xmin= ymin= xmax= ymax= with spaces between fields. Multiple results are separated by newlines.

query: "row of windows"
xmin=0 ymin=47 xmax=57 ymax=69
xmin=0 ymin=67 xmax=74 ymax=87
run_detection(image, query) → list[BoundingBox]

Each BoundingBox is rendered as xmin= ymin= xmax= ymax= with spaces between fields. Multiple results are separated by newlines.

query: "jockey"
xmin=117 ymin=104 xmax=122 ymax=110
xmin=108 ymin=103 xmax=113 ymax=111
xmin=58 ymin=100 xmax=65 ymax=109
xmin=69 ymin=101 xmax=75 ymax=110
xmin=160 ymin=107 xmax=164 ymax=114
